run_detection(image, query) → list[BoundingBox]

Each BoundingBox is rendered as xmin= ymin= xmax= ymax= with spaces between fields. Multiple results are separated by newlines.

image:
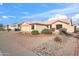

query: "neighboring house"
xmin=7 ymin=23 xmax=20 ymax=31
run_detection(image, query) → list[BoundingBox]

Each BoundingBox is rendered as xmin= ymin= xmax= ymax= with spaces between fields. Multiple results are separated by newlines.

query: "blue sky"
xmin=0 ymin=3 xmax=79 ymax=25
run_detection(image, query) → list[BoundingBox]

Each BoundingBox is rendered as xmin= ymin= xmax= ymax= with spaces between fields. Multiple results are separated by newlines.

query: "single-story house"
xmin=19 ymin=19 xmax=77 ymax=33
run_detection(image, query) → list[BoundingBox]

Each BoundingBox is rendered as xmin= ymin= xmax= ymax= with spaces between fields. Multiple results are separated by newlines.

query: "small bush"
xmin=41 ymin=29 xmax=52 ymax=34
xmin=54 ymin=36 xmax=62 ymax=43
xmin=31 ymin=30 xmax=39 ymax=35
xmin=7 ymin=28 xmax=11 ymax=32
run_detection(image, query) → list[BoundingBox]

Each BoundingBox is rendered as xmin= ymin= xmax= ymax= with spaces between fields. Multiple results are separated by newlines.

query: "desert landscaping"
xmin=0 ymin=31 xmax=79 ymax=56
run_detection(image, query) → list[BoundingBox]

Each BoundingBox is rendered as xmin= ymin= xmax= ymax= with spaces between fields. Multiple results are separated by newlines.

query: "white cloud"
xmin=48 ymin=14 xmax=68 ymax=21
xmin=2 ymin=16 xmax=9 ymax=19
xmin=22 ymin=4 xmax=79 ymax=20
xmin=72 ymin=14 xmax=79 ymax=21
xmin=1 ymin=16 xmax=16 ymax=19
xmin=55 ymin=14 xmax=68 ymax=19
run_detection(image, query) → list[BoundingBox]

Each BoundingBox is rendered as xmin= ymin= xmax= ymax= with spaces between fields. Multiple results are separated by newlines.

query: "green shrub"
xmin=41 ymin=29 xmax=52 ymax=34
xmin=7 ymin=28 xmax=11 ymax=32
xmin=31 ymin=30 xmax=39 ymax=35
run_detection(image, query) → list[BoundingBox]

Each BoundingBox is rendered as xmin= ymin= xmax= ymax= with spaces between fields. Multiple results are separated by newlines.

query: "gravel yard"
xmin=32 ymin=34 xmax=76 ymax=56
xmin=0 ymin=31 xmax=53 ymax=56
xmin=0 ymin=31 xmax=78 ymax=56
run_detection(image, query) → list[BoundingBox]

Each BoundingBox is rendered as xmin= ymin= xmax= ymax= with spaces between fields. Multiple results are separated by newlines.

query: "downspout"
xmin=70 ymin=19 xmax=76 ymax=33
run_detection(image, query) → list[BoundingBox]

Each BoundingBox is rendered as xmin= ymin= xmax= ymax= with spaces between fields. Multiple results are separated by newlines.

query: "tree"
xmin=0 ymin=24 xmax=5 ymax=31
xmin=0 ymin=24 xmax=3 ymax=27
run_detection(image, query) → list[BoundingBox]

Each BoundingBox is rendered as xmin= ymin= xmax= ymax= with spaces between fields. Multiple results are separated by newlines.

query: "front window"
xmin=56 ymin=24 xmax=62 ymax=29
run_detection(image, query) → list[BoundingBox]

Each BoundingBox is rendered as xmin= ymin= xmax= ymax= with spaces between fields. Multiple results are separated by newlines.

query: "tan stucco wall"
xmin=67 ymin=25 xmax=75 ymax=33
xmin=20 ymin=23 xmax=32 ymax=32
xmin=20 ymin=23 xmax=48 ymax=33
xmin=35 ymin=24 xmax=47 ymax=33
xmin=51 ymin=22 xmax=75 ymax=33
